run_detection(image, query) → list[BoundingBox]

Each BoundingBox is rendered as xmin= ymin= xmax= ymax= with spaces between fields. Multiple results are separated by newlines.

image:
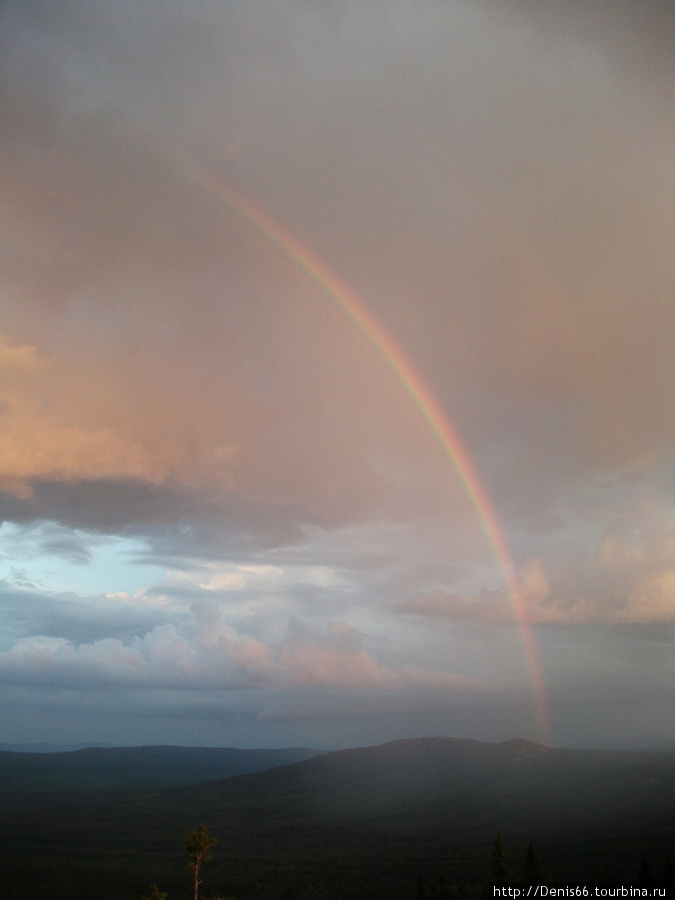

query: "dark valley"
xmin=1 ymin=737 xmax=674 ymax=899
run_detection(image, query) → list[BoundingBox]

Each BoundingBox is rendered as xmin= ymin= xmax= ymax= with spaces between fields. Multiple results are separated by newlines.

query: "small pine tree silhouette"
xmin=185 ymin=824 xmax=217 ymax=900
xmin=491 ymin=834 xmax=511 ymax=884
xmin=521 ymin=842 xmax=541 ymax=885
xmin=638 ymin=853 xmax=654 ymax=889
xmin=416 ymin=874 xmax=426 ymax=899
xmin=142 ymin=885 xmax=167 ymax=900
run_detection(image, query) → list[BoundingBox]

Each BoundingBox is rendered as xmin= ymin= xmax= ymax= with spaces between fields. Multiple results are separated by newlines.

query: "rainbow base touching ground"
xmin=178 ymin=160 xmax=550 ymax=746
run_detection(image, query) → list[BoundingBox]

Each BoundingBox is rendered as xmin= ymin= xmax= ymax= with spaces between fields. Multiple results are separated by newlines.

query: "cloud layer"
xmin=1 ymin=0 xmax=674 ymax=748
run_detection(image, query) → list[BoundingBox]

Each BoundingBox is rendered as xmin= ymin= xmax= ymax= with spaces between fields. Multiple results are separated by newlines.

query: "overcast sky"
xmin=1 ymin=0 xmax=674 ymax=750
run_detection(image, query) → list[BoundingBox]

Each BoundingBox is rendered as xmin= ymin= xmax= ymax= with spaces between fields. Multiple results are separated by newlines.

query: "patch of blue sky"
xmin=0 ymin=522 xmax=166 ymax=598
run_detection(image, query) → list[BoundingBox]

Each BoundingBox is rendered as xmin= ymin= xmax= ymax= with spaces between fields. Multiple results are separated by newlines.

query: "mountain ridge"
xmin=0 ymin=743 xmax=319 ymax=796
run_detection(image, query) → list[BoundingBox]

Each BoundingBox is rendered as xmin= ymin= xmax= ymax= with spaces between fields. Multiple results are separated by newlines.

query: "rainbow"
xmin=179 ymin=162 xmax=550 ymax=745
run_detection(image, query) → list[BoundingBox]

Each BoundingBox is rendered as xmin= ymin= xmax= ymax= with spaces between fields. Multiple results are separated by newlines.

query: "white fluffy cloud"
xmin=0 ymin=603 xmax=477 ymax=696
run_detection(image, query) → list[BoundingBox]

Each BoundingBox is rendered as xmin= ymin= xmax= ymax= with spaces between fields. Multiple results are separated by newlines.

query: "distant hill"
xmin=0 ymin=742 xmax=113 ymax=753
xmin=2 ymin=736 xmax=675 ymax=899
xmin=177 ymin=735 xmax=675 ymax=838
xmin=0 ymin=744 xmax=318 ymax=796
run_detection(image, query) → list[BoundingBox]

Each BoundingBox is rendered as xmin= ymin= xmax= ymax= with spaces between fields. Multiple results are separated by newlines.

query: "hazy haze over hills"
xmin=1 ymin=736 xmax=674 ymax=898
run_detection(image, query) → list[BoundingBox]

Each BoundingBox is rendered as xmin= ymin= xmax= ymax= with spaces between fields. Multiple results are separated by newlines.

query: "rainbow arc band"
xmin=179 ymin=162 xmax=549 ymax=746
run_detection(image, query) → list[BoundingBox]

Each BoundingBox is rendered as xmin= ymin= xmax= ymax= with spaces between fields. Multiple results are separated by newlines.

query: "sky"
xmin=1 ymin=0 xmax=674 ymax=750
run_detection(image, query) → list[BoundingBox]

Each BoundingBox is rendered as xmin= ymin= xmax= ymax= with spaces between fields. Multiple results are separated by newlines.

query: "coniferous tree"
xmin=521 ymin=842 xmax=541 ymax=886
xmin=490 ymin=834 xmax=511 ymax=885
xmin=142 ymin=886 xmax=168 ymax=900
xmin=185 ymin=824 xmax=217 ymax=900
xmin=416 ymin=874 xmax=426 ymax=899
xmin=638 ymin=854 xmax=654 ymax=889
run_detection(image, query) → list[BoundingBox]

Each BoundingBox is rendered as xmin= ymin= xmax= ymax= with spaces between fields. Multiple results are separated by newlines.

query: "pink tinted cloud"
xmin=0 ymin=616 xmax=477 ymax=696
xmin=396 ymin=554 xmax=675 ymax=626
